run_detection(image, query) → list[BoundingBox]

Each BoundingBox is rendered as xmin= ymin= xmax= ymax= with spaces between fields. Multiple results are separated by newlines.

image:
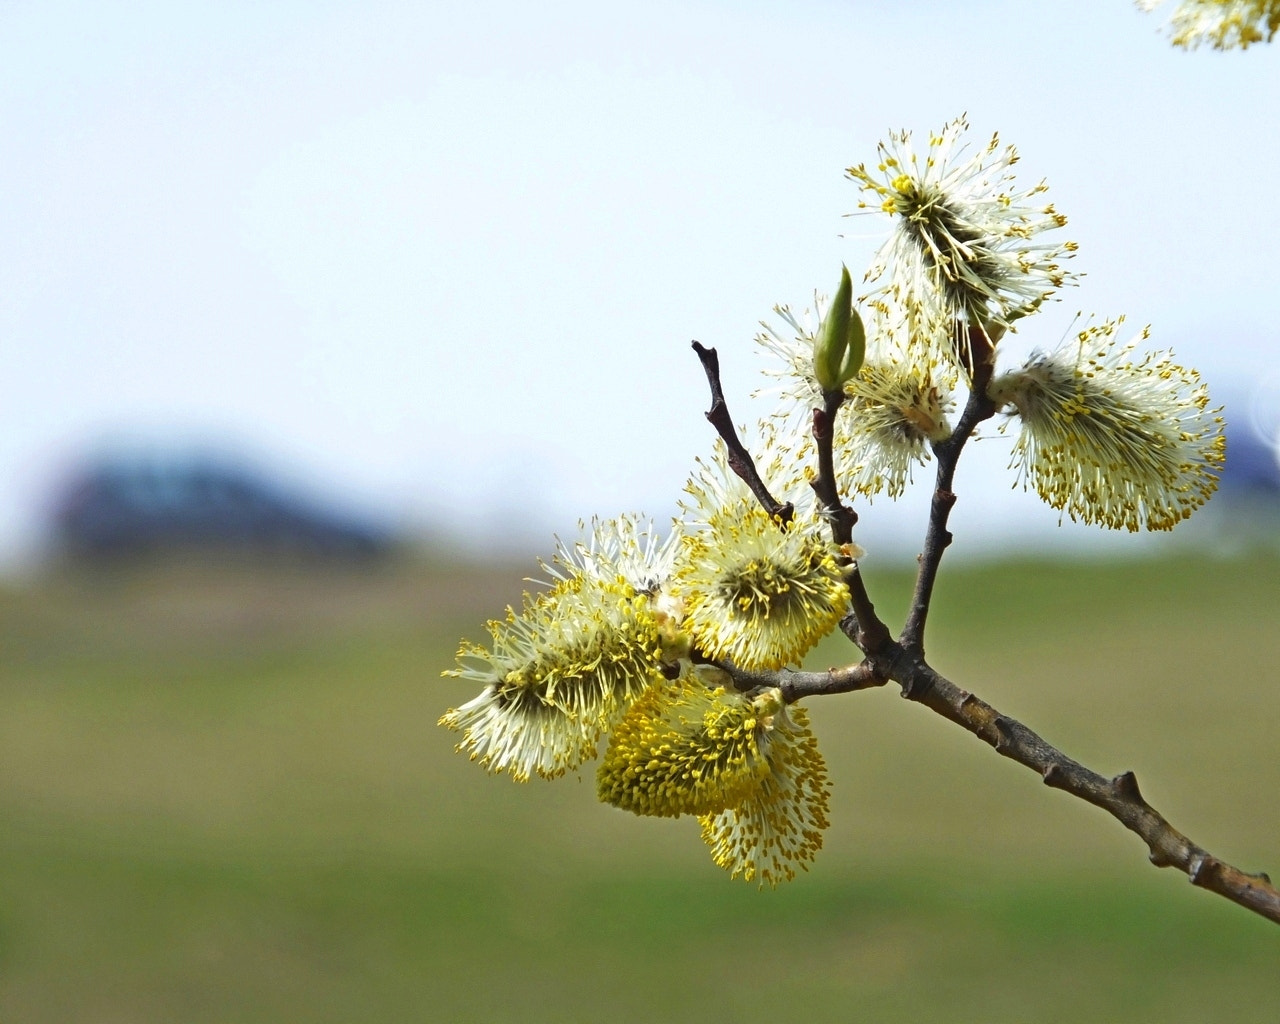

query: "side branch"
xmin=713 ymin=660 xmax=886 ymax=702
xmin=690 ymin=341 xmax=793 ymax=524
xmin=900 ymin=327 xmax=997 ymax=653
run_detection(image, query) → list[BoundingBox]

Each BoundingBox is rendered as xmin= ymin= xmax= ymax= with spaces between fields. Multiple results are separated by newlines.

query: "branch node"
xmin=899 ymin=673 xmax=933 ymax=702
xmin=990 ymin=715 xmax=1017 ymax=751
xmin=1111 ymin=771 xmax=1144 ymax=802
xmin=1190 ymin=854 xmax=1222 ymax=887
xmin=1041 ymin=762 xmax=1068 ymax=789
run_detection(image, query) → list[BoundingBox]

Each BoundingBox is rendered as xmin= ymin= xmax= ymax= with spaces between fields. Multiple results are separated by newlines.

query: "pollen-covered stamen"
xmin=836 ymin=361 xmax=954 ymax=500
xmin=440 ymin=681 xmax=608 ymax=783
xmin=847 ymin=117 xmax=1078 ymax=382
xmin=754 ymin=303 xmax=950 ymax=501
xmin=597 ymin=674 xmax=774 ymax=818
xmin=1140 ymin=0 xmax=1280 ymax=51
xmin=755 ymin=297 xmax=828 ymax=436
xmin=754 ymin=296 xmax=846 ymax=476
xmin=547 ymin=514 xmax=682 ymax=597
xmin=440 ymin=571 xmax=665 ymax=781
xmin=721 ymin=554 xmax=824 ymax=618
xmin=698 ymin=700 xmax=831 ymax=888
xmin=990 ymin=318 xmax=1226 ymax=532
xmin=887 ymin=173 xmax=1013 ymax=321
xmin=674 ymin=497 xmax=850 ymax=671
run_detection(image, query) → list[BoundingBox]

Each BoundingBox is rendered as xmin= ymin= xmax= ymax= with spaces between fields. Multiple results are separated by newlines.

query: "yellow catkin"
xmin=440 ymin=571 xmax=664 ymax=781
xmin=597 ymin=675 xmax=771 ymax=818
xmin=698 ymin=702 xmax=831 ymax=888
xmin=990 ymin=319 xmax=1225 ymax=532
xmin=674 ymin=499 xmax=849 ymax=672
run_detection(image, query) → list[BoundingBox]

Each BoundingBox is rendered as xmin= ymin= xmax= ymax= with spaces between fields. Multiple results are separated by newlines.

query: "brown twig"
xmin=737 ymin=649 xmax=1280 ymax=925
xmin=707 ymin=658 xmax=886 ymax=702
xmin=900 ymin=325 xmax=997 ymax=655
xmin=842 ymin=573 xmax=893 ymax=656
xmin=809 ymin=392 xmax=894 ymax=656
xmin=900 ymin=659 xmax=1280 ymax=925
xmin=809 ymin=393 xmax=857 ymax=545
xmin=691 ymin=341 xmax=793 ymax=524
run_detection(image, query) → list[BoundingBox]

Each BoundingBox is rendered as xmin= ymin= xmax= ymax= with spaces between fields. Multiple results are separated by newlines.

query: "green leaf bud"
xmin=838 ymin=304 xmax=866 ymax=385
xmin=813 ymin=265 xmax=853 ymax=394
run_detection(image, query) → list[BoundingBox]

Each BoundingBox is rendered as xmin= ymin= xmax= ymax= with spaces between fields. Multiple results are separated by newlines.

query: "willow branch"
xmin=768 ymin=646 xmax=1280 ymax=926
xmin=690 ymin=341 xmax=793 ymax=524
xmin=690 ymin=338 xmax=1278 ymax=926
xmin=900 ymin=326 xmax=997 ymax=653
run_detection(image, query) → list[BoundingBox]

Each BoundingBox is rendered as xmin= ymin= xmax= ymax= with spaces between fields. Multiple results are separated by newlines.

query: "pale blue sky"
xmin=3 ymin=0 xmax=1278 ymax=567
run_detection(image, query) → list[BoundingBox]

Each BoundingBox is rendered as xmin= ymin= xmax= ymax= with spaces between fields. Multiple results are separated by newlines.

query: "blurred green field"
xmin=2 ymin=551 xmax=1278 ymax=1022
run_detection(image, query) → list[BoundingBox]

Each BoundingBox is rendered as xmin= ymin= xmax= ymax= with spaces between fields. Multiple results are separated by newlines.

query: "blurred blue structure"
xmin=50 ymin=454 xmax=393 ymax=561
xmin=1191 ymin=412 xmax=1280 ymax=555
xmin=1220 ymin=422 xmax=1280 ymax=497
